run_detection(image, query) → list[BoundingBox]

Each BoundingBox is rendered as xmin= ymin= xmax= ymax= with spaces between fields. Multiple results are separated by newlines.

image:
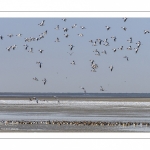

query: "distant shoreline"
xmin=0 ymin=97 xmax=150 ymax=102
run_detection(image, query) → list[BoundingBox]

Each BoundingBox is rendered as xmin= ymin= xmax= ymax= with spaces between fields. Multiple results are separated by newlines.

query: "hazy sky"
xmin=0 ymin=18 xmax=150 ymax=93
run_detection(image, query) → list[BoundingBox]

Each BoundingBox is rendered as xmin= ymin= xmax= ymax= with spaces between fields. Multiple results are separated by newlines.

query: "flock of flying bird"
xmin=2 ymin=17 xmax=145 ymax=97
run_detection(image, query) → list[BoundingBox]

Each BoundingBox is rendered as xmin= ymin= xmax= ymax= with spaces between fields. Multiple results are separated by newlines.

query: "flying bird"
xmin=80 ymin=26 xmax=86 ymax=29
xmin=33 ymin=77 xmax=38 ymax=81
xmin=123 ymin=56 xmax=129 ymax=61
xmin=67 ymin=52 xmax=74 ymax=56
xmin=78 ymin=33 xmax=84 ymax=37
xmin=54 ymin=25 xmax=59 ymax=30
xmin=96 ymin=39 xmax=103 ymax=45
xmin=112 ymin=48 xmax=117 ymax=52
xmin=80 ymin=86 xmax=86 ymax=93
xmin=38 ymin=20 xmax=45 ymax=26
xmin=0 ymin=35 xmax=3 ymax=40
xmin=111 ymin=36 xmax=116 ymax=41
xmin=28 ymin=48 xmax=33 ymax=53
xmin=7 ymin=34 xmax=13 ymax=38
xmin=144 ymin=30 xmax=150 ymax=34
xmin=55 ymin=37 xmax=60 ymax=42
xmin=134 ymin=48 xmax=139 ymax=53
xmin=12 ymin=44 xmax=17 ymax=50
xmin=16 ymin=33 xmax=22 ymax=37
xmin=64 ymin=34 xmax=69 ymax=38
xmin=121 ymin=27 xmax=127 ymax=31
xmin=127 ymin=46 xmax=132 ymax=50
xmin=127 ymin=37 xmax=132 ymax=43
xmin=68 ymin=44 xmax=74 ymax=50
xmin=109 ymin=65 xmax=113 ymax=71
xmin=36 ymin=61 xmax=42 ymax=68
xmin=101 ymin=50 xmax=107 ymax=54
xmin=42 ymin=78 xmax=47 ymax=85
xmin=63 ymin=28 xmax=68 ymax=32
xmin=70 ymin=60 xmax=75 ymax=65
xmin=105 ymin=26 xmax=110 ymax=30
xmin=118 ymin=46 xmax=123 ymax=50
xmin=62 ymin=18 xmax=66 ymax=21
xmin=38 ymin=49 xmax=44 ymax=53
xmin=100 ymin=86 xmax=106 ymax=91
xmin=72 ymin=24 xmax=77 ymax=28
xmin=93 ymin=49 xmax=100 ymax=55
xmin=123 ymin=17 xmax=127 ymax=22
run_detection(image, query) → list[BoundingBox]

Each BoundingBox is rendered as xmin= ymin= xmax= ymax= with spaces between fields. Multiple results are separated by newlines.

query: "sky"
xmin=0 ymin=18 xmax=150 ymax=93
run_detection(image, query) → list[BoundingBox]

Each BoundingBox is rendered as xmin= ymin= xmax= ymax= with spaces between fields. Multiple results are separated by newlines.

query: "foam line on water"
xmin=0 ymin=100 xmax=150 ymax=107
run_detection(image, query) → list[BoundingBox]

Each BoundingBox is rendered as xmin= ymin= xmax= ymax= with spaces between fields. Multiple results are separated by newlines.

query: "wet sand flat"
xmin=0 ymin=98 xmax=150 ymax=132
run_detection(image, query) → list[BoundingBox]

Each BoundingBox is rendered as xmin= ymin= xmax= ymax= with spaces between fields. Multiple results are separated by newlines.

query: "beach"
xmin=0 ymin=97 xmax=150 ymax=132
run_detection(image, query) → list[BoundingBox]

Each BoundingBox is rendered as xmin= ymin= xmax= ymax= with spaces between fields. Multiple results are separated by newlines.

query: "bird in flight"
xmin=42 ymin=78 xmax=47 ymax=85
xmin=72 ymin=24 xmax=77 ymax=28
xmin=123 ymin=56 xmax=129 ymax=61
xmin=38 ymin=49 xmax=44 ymax=53
xmin=121 ymin=27 xmax=127 ymax=31
xmin=7 ymin=34 xmax=13 ymax=38
xmin=109 ymin=65 xmax=113 ymax=71
xmin=67 ymin=52 xmax=74 ymax=56
xmin=54 ymin=25 xmax=59 ymax=30
xmin=111 ymin=36 xmax=116 ymax=41
xmin=36 ymin=61 xmax=42 ymax=68
xmin=62 ymin=18 xmax=66 ymax=21
xmin=80 ymin=86 xmax=86 ymax=93
xmin=55 ymin=37 xmax=60 ymax=42
xmin=100 ymin=86 xmax=106 ymax=91
xmin=105 ymin=26 xmax=110 ymax=30
xmin=38 ymin=20 xmax=45 ymax=26
xmin=33 ymin=77 xmax=38 ymax=81
xmin=80 ymin=26 xmax=86 ymax=29
xmin=70 ymin=60 xmax=76 ymax=65
xmin=123 ymin=17 xmax=127 ymax=22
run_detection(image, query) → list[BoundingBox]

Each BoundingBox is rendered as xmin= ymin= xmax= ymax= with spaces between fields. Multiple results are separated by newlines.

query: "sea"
xmin=0 ymin=92 xmax=150 ymax=98
xmin=0 ymin=93 xmax=150 ymax=132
